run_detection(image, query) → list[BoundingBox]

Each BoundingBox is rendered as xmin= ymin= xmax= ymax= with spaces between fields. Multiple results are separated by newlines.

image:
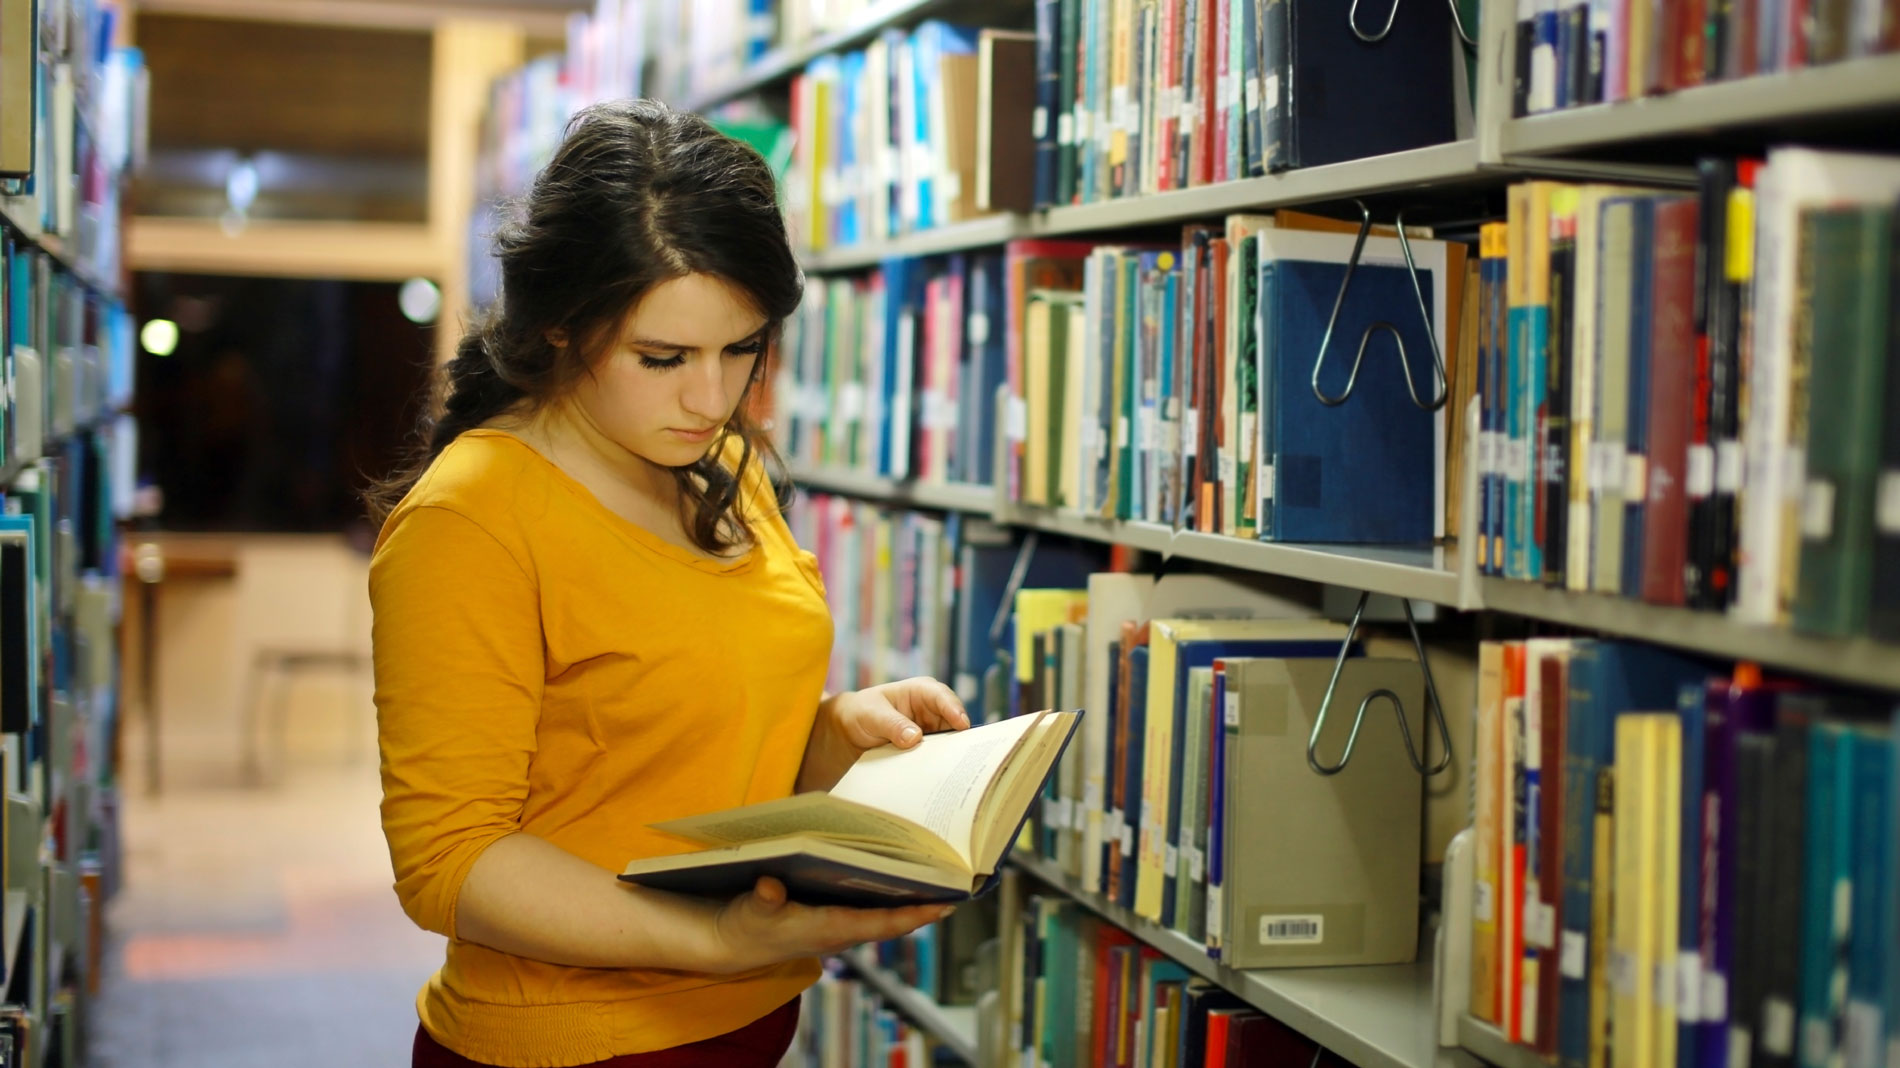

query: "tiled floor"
xmin=87 ymin=743 xmax=445 ymax=1067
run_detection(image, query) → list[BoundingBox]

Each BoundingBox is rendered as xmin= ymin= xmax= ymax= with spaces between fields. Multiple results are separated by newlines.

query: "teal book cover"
xmin=1797 ymin=722 xmax=1854 ymax=1068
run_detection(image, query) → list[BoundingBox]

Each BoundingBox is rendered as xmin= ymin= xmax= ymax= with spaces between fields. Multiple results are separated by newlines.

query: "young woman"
xmin=367 ymin=100 xmax=966 ymax=1068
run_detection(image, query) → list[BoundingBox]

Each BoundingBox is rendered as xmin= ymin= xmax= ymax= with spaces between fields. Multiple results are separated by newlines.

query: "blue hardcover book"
xmin=1557 ymin=640 xmax=1713 ymax=1068
xmin=878 ymin=257 xmax=922 ymax=478
xmin=963 ymin=252 xmax=1008 ymax=488
xmin=1798 ymin=722 xmax=1856 ymax=1068
xmin=1032 ymin=0 xmax=1061 ymax=209
xmin=1157 ymin=638 xmax=1356 ymax=927
xmin=1101 ymin=639 xmax=1121 ymax=894
xmin=1620 ymin=198 xmax=1657 ymax=599
xmin=951 ymin=526 xmax=1096 ymax=723
xmin=1481 ymin=232 xmax=1506 ymax=576
xmin=1119 ymin=646 xmax=1151 ymax=910
xmin=912 ymin=22 xmax=981 ymax=230
xmin=1277 ymin=0 xmax=1455 ymax=169
xmin=1241 ymin=0 xmax=1264 ymax=178
xmin=1679 ymin=681 xmax=1709 ymax=1068
xmin=1262 ymin=258 xmax=1436 ymax=544
xmin=837 ymin=51 xmax=864 ymax=248
xmin=1845 ymin=722 xmax=1892 ymax=1068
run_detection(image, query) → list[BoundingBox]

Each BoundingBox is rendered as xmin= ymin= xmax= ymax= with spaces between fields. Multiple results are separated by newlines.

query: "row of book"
xmin=1466 ymin=641 xmax=1900 ymax=1068
xmin=790 ymin=963 xmax=966 ymax=1068
xmin=1513 ymin=0 xmax=1900 ymax=116
xmin=1001 ymin=880 xmax=1358 ymax=1068
xmin=1 ymin=0 xmax=146 ymax=287
xmin=777 ymin=212 xmax=1474 ymax=545
xmin=860 ymin=894 xmax=1001 ymax=1011
xmin=3 ymin=234 xmax=137 ymax=472
xmin=1026 ymin=0 xmax=1467 ymax=210
xmin=782 ymin=22 xmax=1021 ymax=253
xmin=1478 ymin=151 xmax=1900 ymax=642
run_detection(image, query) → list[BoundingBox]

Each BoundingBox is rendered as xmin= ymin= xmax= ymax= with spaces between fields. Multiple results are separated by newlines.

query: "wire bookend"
xmin=1305 ymin=589 xmax=1454 ymax=777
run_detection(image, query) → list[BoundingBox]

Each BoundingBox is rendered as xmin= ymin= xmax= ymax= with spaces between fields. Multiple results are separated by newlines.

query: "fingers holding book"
xmin=710 ymin=876 xmax=956 ymax=972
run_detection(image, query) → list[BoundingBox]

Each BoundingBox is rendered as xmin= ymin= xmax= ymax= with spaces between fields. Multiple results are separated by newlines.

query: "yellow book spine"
xmin=1471 ymin=642 xmax=1505 ymax=1024
xmin=1653 ymin=716 xmax=1683 ymax=1068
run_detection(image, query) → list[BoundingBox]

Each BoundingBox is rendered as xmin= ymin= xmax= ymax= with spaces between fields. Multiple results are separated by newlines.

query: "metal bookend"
xmin=1305 ymin=590 xmax=1454 ymax=777
xmin=988 ymin=530 xmax=1043 ymax=649
xmin=1308 ymin=200 xmax=1450 ymax=413
xmin=1348 ymin=0 xmax=1478 ymax=46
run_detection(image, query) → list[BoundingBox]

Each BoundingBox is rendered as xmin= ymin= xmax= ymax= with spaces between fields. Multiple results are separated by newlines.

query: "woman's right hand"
xmin=709 ymin=876 xmax=955 ymax=974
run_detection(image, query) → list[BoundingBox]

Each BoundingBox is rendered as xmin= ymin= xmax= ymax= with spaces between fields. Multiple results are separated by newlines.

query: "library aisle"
xmin=89 ymin=660 xmax=443 ymax=1068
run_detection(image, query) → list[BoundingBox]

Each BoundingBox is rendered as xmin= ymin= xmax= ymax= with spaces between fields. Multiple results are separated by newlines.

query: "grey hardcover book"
xmin=1219 ymin=657 xmax=1425 ymax=969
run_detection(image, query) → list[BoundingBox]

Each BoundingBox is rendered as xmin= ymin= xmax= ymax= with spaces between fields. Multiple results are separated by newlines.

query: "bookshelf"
xmin=1011 ymin=855 xmax=1477 ymax=1068
xmin=0 ymin=201 xmax=123 ymax=301
xmin=838 ymin=948 xmax=983 ymax=1064
xmin=1495 ymin=51 xmax=1900 ymax=158
xmin=470 ymin=0 xmax=1900 ymax=1064
xmin=681 ymin=0 xmax=970 ymax=113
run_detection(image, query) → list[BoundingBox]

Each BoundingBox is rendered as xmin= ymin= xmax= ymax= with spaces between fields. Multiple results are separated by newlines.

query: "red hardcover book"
xmin=1503 ymin=641 xmax=1527 ymax=1042
xmin=1195 ymin=0 xmax=1217 ymax=186
xmin=1212 ymin=0 xmax=1231 ymax=181
xmin=1677 ymin=0 xmax=1707 ymax=85
xmin=1640 ymin=197 xmax=1700 ymax=606
xmin=1156 ymin=0 xmax=1181 ymax=192
xmin=1535 ymin=649 xmax=1570 ymax=1058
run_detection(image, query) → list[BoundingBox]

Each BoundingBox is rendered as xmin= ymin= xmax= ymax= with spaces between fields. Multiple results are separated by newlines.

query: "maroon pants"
xmin=411 ymin=999 xmax=800 ymax=1068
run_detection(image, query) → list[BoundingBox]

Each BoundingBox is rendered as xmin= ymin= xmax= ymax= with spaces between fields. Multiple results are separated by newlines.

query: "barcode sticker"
xmin=1678 ymin=953 xmax=1704 ymax=1022
xmin=1625 ymin=453 xmax=1649 ymax=502
xmin=1802 ymin=478 xmax=1837 ymax=540
xmin=1007 ymin=396 xmax=1028 ymax=442
xmin=1084 ymin=782 xmax=1104 ymax=811
xmin=1704 ymin=970 xmax=1728 ymax=1021
xmin=1473 ymin=881 xmax=1495 ymax=924
xmin=1783 ymin=448 xmax=1808 ymax=501
xmin=1186 ymin=846 xmax=1204 ymax=882
xmin=1608 ymin=950 xmax=1637 ymax=996
xmin=1478 ymin=431 xmax=1497 ymax=476
xmin=1687 ymin=444 xmax=1716 ymax=499
xmin=1560 ymin=930 xmax=1587 ymax=979
xmin=1224 ymin=690 xmax=1241 ymax=728
xmin=1183 ymin=409 xmax=1199 ymax=457
xmin=1111 ymin=88 xmax=1131 ymax=131
xmin=1877 ymin=471 xmax=1900 ymax=533
xmin=1057 ymin=111 xmax=1074 ymax=147
xmin=1244 ymin=78 xmax=1261 ymax=113
xmin=968 ymin=312 xmax=990 ymax=347
xmin=1032 ymin=106 xmax=1048 ymax=141
xmin=1259 ymin=914 xmax=1323 ymax=945
xmin=1117 ymin=418 xmax=1131 ymax=450
xmin=954 ymin=673 xmax=979 ymax=703
xmin=1729 ymin=1028 xmax=1754 ymax=1068
xmin=1164 ymin=844 xmax=1179 ymax=872
xmin=1120 ymin=824 xmax=1134 ymax=855
xmin=1717 ymin=439 xmax=1745 ymax=493
xmin=1262 ymin=73 xmax=1280 ymax=110
xmin=840 ymin=383 xmax=866 ymax=420
xmin=1761 ymin=997 xmax=1796 ymax=1057
xmin=1527 ymin=902 xmax=1556 ymax=949
xmin=1207 ymin=887 xmax=1223 ymax=944
xmin=1591 ymin=443 xmax=1623 ymax=493
xmin=1802 ymin=1019 xmax=1832 ymax=1068
xmin=1843 ymin=1002 xmax=1881 ymax=1068
xmin=1075 ymin=109 xmax=1091 ymax=143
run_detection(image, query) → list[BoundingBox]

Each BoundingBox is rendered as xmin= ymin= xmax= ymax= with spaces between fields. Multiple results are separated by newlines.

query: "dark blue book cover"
xmin=1558 ymin=640 xmax=1713 ymax=1068
xmin=1263 ymin=258 xmax=1437 ymax=544
xmin=962 ymin=252 xmax=1008 ymax=487
xmin=1282 ymin=0 xmax=1455 ymax=169
xmin=1158 ymin=637 xmax=1353 ymax=926
xmin=1102 ymin=639 xmax=1122 ymax=895
xmin=1033 ymin=0 xmax=1061 ymax=209
xmin=943 ymin=252 xmax=972 ymax=484
xmin=1242 ymin=0 xmax=1265 ymax=178
xmin=1620 ymin=198 xmax=1656 ymax=598
xmin=1120 ymin=644 xmax=1150 ymax=910
xmin=1705 ymin=676 xmax=1789 ymax=1068
xmin=951 ymin=527 xmax=1097 ymax=723
xmin=878 ymin=257 xmax=924 ymax=479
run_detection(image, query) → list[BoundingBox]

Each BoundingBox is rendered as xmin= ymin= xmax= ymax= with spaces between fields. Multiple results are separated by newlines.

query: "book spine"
xmin=1677 ymin=683 xmax=1709 ymax=1068
xmin=1557 ymin=643 xmax=1600 ymax=1068
xmin=1483 ymin=222 xmax=1511 ymax=577
xmin=1842 ymin=726 xmax=1891 ymax=1068
xmin=1796 ymin=725 xmax=1849 ymax=1068
xmin=1536 ymin=652 xmax=1568 ymax=1058
xmin=1260 ymin=0 xmax=1286 ymax=173
xmin=1641 ymin=196 xmax=1699 ymax=607
xmin=1873 ymin=201 xmax=1900 ymax=642
xmin=1058 ymin=0 xmax=1081 ymax=206
xmin=1620 ymin=198 xmax=1657 ymax=600
xmin=1545 ymin=197 xmax=1578 ymax=588
xmin=1792 ymin=206 xmax=1891 ymax=637
xmin=1761 ymin=700 xmax=1814 ymax=1068
xmin=1035 ymin=0 xmax=1062 ymax=210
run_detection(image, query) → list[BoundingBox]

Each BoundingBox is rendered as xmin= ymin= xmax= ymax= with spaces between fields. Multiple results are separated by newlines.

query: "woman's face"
xmin=570 ymin=272 xmax=767 ymax=471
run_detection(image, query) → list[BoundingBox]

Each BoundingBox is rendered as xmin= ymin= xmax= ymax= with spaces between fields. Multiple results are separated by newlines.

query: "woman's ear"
xmin=545 ymin=327 xmax=569 ymax=349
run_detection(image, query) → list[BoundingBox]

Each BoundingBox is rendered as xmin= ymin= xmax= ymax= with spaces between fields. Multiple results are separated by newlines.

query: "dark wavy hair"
xmin=366 ymin=99 xmax=801 ymax=553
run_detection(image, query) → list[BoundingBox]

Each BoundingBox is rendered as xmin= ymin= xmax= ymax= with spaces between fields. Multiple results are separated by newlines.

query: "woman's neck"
xmin=514 ymin=402 xmax=679 ymax=511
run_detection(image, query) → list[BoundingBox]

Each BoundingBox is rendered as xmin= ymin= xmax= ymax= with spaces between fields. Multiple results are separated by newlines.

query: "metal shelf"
xmin=1498 ymin=52 xmax=1900 ymax=157
xmin=800 ymin=214 xmax=1033 ymax=272
xmin=1037 ymin=141 xmax=1490 ymax=235
xmin=839 ymin=947 xmax=981 ymax=1064
xmin=1010 ymin=854 xmax=1480 ymax=1068
xmin=1454 ymin=1015 xmax=1546 ymax=1068
xmin=1478 ymin=578 xmax=1900 ymax=691
xmin=681 ymin=0 xmax=956 ymax=112
xmin=791 ymin=465 xmax=997 ymax=513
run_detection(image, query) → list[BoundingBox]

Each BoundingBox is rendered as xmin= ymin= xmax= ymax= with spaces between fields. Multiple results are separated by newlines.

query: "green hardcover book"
xmin=1793 ymin=205 xmax=1893 ymax=637
xmin=1057 ymin=0 xmax=1081 ymax=205
xmin=1235 ymin=231 xmax=1261 ymax=539
xmin=1590 ymin=198 xmax=1639 ymax=595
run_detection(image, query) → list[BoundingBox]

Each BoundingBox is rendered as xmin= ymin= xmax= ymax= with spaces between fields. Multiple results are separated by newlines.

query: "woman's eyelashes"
xmin=636 ymin=341 xmax=762 ymax=371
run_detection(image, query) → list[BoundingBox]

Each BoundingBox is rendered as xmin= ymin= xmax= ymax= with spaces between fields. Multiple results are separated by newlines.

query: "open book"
xmin=619 ymin=709 xmax=1082 ymax=906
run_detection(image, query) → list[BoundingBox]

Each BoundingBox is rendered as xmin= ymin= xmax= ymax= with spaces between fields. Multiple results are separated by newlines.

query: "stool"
xmin=239 ymin=646 xmax=370 ymax=787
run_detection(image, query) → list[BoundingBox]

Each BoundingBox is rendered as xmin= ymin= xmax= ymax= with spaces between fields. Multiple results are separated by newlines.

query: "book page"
xmin=652 ymin=792 xmax=962 ymax=869
xmin=829 ymin=711 xmax=1047 ymax=867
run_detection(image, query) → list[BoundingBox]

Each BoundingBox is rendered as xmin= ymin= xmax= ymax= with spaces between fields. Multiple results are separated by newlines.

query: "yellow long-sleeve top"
xmin=370 ymin=428 xmax=830 ymax=1067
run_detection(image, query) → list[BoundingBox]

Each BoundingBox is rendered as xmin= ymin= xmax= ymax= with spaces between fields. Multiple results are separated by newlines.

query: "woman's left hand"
xmin=798 ymin=678 xmax=971 ymax=791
